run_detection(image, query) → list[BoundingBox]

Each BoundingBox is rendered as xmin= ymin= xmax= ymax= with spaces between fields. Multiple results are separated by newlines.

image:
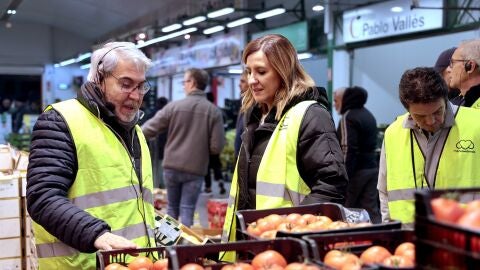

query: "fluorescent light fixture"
xmin=54 ymin=64 xmax=60 ymax=68
xmin=203 ymin=25 xmax=225 ymax=35
xmin=254 ymin=7 xmax=286 ymax=19
xmin=228 ymin=68 xmax=243 ymax=74
xmin=59 ymin=58 xmax=76 ymax=67
xmin=7 ymin=10 xmax=16 ymax=14
xmin=312 ymin=5 xmax=324 ymax=12
xmin=162 ymin=23 xmax=182 ymax=33
xmin=390 ymin=6 xmax=403 ymax=12
xmin=183 ymin=16 xmax=206 ymax=26
xmin=207 ymin=7 xmax=235 ymax=18
xmin=137 ymin=27 xmax=198 ymax=48
xmin=227 ymin=17 xmax=252 ymax=28
xmin=58 ymin=83 xmax=69 ymax=90
xmin=297 ymin=52 xmax=312 ymax=60
xmin=80 ymin=63 xmax=91 ymax=70
xmin=137 ymin=40 xmax=145 ymax=45
xmin=76 ymin=52 xmax=91 ymax=62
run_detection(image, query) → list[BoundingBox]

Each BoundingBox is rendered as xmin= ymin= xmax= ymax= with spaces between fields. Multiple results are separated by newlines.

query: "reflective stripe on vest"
xmin=221 ymin=101 xmax=315 ymax=262
xmin=385 ymin=107 xmax=480 ymax=224
xmin=34 ymin=99 xmax=155 ymax=270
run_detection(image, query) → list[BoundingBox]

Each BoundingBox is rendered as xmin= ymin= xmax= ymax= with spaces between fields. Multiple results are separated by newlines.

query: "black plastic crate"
xmin=236 ymin=202 xmax=400 ymax=240
xmin=304 ymin=229 xmax=414 ymax=270
xmin=167 ymin=237 xmax=311 ymax=270
xmin=415 ymin=188 xmax=480 ymax=269
xmin=96 ymin=246 xmax=167 ymax=269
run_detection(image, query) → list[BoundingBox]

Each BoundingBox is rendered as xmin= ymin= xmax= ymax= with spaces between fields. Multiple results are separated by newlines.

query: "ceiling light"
xmin=80 ymin=64 xmax=91 ymax=70
xmin=76 ymin=52 xmax=92 ymax=62
xmin=7 ymin=10 xmax=16 ymax=15
xmin=255 ymin=7 xmax=286 ymax=20
xmin=203 ymin=25 xmax=225 ymax=35
xmin=162 ymin=23 xmax=182 ymax=33
xmin=54 ymin=64 xmax=60 ymax=68
xmin=137 ymin=40 xmax=145 ymax=45
xmin=137 ymin=32 xmax=146 ymax=40
xmin=297 ymin=52 xmax=312 ymax=60
xmin=390 ymin=6 xmax=403 ymax=12
xmin=183 ymin=16 xmax=206 ymax=26
xmin=207 ymin=7 xmax=234 ymax=18
xmin=59 ymin=58 xmax=76 ymax=67
xmin=137 ymin=27 xmax=198 ymax=48
xmin=312 ymin=5 xmax=324 ymax=12
xmin=184 ymin=34 xmax=191 ymax=40
xmin=227 ymin=17 xmax=252 ymax=28
xmin=228 ymin=68 xmax=243 ymax=74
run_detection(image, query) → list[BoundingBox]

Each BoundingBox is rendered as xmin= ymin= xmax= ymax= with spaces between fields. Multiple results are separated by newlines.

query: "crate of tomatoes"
xmin=303 ymin=229 xmax=415 ymax=270
xmin=96 ymin=246 xmax=168 ymax=270
xmin=167 ymin=237 xmax=319 ymax=270
xmin=415 ymin=188 xmax=480 ymax=269
xmin=236 ymin=203 xmax=401 ymax=240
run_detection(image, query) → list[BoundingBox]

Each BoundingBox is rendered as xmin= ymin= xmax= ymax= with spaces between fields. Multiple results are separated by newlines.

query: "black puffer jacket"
xmin=26 ymin=82 xmax=143 ymax=253
xmin=450 ymin=83 xmax=480 ymax=108
xmin=236 ymin=87 xmax=348 ymax=210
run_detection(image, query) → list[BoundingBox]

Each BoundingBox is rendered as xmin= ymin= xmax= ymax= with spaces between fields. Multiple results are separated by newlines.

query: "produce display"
xmin=246 ymin=213 xmax=372 ymax=239
xmin=104 ymin=256 xmax=168 ymax=270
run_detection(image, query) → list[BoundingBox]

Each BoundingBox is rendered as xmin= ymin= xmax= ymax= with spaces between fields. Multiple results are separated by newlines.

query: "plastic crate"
xmin=167 ymin=237 xmax=311 ymax=270
xmin=236 ymin=202 xmax=401 ymax=239
xmin=96 ymin=246 xmax=167 ymax=270
xmin=415 ymin=188 xmax=480 ymax=269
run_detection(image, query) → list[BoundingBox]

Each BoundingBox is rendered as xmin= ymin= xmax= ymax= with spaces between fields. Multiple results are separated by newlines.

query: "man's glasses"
xmin=110 ymin=73 xmax=151 ymax=94
xmin=449 ymin=58 xmax=468 ymax=68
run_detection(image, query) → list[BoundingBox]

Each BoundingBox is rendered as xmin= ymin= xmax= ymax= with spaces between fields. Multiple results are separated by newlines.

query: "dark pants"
xmin=204 ymin=154 xmax=223 ymax=188
xmin=345 ymin=168 xmax=381 ymax=224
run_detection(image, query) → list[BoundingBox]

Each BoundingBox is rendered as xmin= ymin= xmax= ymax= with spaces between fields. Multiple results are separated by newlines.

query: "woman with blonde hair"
xmin=222 ymin=34 xmax=348 ymax=249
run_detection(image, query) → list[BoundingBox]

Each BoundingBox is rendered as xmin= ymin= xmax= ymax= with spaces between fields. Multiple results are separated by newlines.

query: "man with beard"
xmin=27 ymin=42 xmax=155 ymax=269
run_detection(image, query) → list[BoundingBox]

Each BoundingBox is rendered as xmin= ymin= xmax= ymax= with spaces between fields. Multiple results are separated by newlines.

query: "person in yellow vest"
xmin=26 ymin=42 xmax=156 ymax=269
xmin=221 ymin=34 xmax=348 ymax=260
xmin=378 ymin=67 xmax=480 ymax=227
xmin=447 ymin=40 xmax=480 ymax=108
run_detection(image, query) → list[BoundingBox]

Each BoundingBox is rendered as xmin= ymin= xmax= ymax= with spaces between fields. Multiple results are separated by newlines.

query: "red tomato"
xmin=264 ymin=214 xmax=285 ymax=228
xmin=259 ymin=229 xmax=277 ymax=239
xmin=285 ymin=213 xmax=302 ymax=225
xmin=394 ymin=242 xmax=414 ymax=256
xmin=180 ymin=263 xmax=204 ymax=270
xmin=323 ymin=250 xmax=359 ymax=270
xmin=247 ymin=222 xmax=262 ymax=237
xmin=360 ymin=246 xmax=392 ymax=264
xmin=276 ymin=222 xmax=295 ymax=232
xmin=105 ymin=263 xmax=128 ymax=270
xmin=465 ymin=200 xmax=480 ymax=213
xmin=153 ymin=259 xmax=168 ymax=270
xmin=251 ymin=250 xmax=287 ymax=270
xmin=221 ymin=263 xmax=254 ymax=270
xmin=128 ymin=256 xmax=153 ymax=270
xmin=431 ymin=197 xmax=464 ymax=223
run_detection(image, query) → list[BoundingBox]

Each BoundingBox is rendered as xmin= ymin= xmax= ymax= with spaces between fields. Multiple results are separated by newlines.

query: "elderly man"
xmin=447 ymin=40 xmax=480 ymax=108
xmin=27 ymin=42 xmax=156 ymax=269
xmin=378 ymin=67 xmax=480 ymax=226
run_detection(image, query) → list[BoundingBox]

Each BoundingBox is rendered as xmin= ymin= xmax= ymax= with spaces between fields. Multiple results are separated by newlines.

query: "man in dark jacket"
xmin=337 ymin=86 xmax=381 ymax=223
xmin=27 ymin=42 xmax=155 ymax=269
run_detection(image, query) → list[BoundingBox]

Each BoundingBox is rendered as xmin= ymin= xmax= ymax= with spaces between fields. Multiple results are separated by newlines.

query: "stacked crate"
xmin=0 ymin=145 xmax=37 ymax=270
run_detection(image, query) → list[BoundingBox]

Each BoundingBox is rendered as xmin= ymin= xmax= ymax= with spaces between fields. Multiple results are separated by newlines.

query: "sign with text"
xmin=343 ymin=0 xmax=443 ymax=43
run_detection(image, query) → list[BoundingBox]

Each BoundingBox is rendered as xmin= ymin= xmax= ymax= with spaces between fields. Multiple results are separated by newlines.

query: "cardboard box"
xmin=0 ymin=198 xmax=20 ymax=219
xmin=0 ymin=218 xmax=21 ymax=239
xmin=0 ymin=257 xmax=22 ymax=270
xmin=25 ymin=216 xmax=32 ymax=237
xmin=15 ymin=151 xmax=28 ymax=172
xmin=0 ymin=174 xmax=20 ymax=198
xmin=20 ymin=173 xmax=26 ymax=197
xmin=0 ymin=238 xmax=22 ymax=258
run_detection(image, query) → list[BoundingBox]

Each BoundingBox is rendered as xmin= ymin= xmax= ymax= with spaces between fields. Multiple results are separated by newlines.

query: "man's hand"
xmin=94 ymin=232 xmax=138 ymax=251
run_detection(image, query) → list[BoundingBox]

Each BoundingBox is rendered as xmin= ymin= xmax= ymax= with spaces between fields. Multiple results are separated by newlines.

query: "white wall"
xmin=344 ymin=30 xmax=480 ymax=125
xmin=42 ymin=65 xmax=88 ymax=108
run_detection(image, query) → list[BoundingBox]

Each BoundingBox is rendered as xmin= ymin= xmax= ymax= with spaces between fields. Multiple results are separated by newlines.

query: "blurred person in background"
xmin=433 ymin=47 xmax=460 ymax=100
xmin=234 ymin=70 xmax=249 ymax=161
xmin=142 ymin=68 xmax=225 ymax=227
xmin=447 ymin=40 xmax=480 ymax=108
xmin=221 ymin=34 xmax=348 ymax=258
xmin=378 ymin=67 xmax=480 ymax=227
xmin=337 ymin=86 xmax=380 ymax=223
xmin=27 ymin=42 xmax=156 ymax=269
xmin=333 ymin=87 xmax=345 ymax=114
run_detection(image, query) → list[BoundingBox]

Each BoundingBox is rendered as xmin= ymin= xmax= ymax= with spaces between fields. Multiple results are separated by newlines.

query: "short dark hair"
xmin=186 ymin=68 xmax=209 ymax=91
xmin=399 ymin=67 xmax=448 ymax=109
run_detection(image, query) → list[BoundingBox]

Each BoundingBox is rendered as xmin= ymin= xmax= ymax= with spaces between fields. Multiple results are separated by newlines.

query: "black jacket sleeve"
xmin=297 ymin=104 xmax=348 ymax=205
xmin=26 ymin=109 xmax=110 ymax=253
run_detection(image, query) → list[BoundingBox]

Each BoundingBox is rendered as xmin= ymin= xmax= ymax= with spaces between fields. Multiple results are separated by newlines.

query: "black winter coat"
xmin=26 ymin=82 xmax=144 ymax=253
xmin=236 ymin=87 xmax=348 ymax=210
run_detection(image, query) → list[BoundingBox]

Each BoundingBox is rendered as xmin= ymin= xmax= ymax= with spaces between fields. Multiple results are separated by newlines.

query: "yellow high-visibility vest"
xmin=221 ymin=101 xmax=315 ymax=262
xmin=33 ymin=99 xmax=155 ymax=270
xmin=385 ymin=107 xmax=480 ymax=224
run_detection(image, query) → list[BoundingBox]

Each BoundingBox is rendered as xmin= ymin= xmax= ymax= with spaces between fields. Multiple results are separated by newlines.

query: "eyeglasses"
xmin=110 ymin=73 xmax=151 ymax=94
xmin=449 ymin=58 xmax=468 ymax=68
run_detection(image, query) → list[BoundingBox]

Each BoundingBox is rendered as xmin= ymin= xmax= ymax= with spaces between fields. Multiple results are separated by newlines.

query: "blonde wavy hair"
xmin=241 ymin=34 xmax=315 ymax=120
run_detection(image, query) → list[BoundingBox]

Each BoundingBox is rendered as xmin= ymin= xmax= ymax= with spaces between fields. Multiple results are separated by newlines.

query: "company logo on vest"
xmin=454 ymin=140 xmax=475 ymax=153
